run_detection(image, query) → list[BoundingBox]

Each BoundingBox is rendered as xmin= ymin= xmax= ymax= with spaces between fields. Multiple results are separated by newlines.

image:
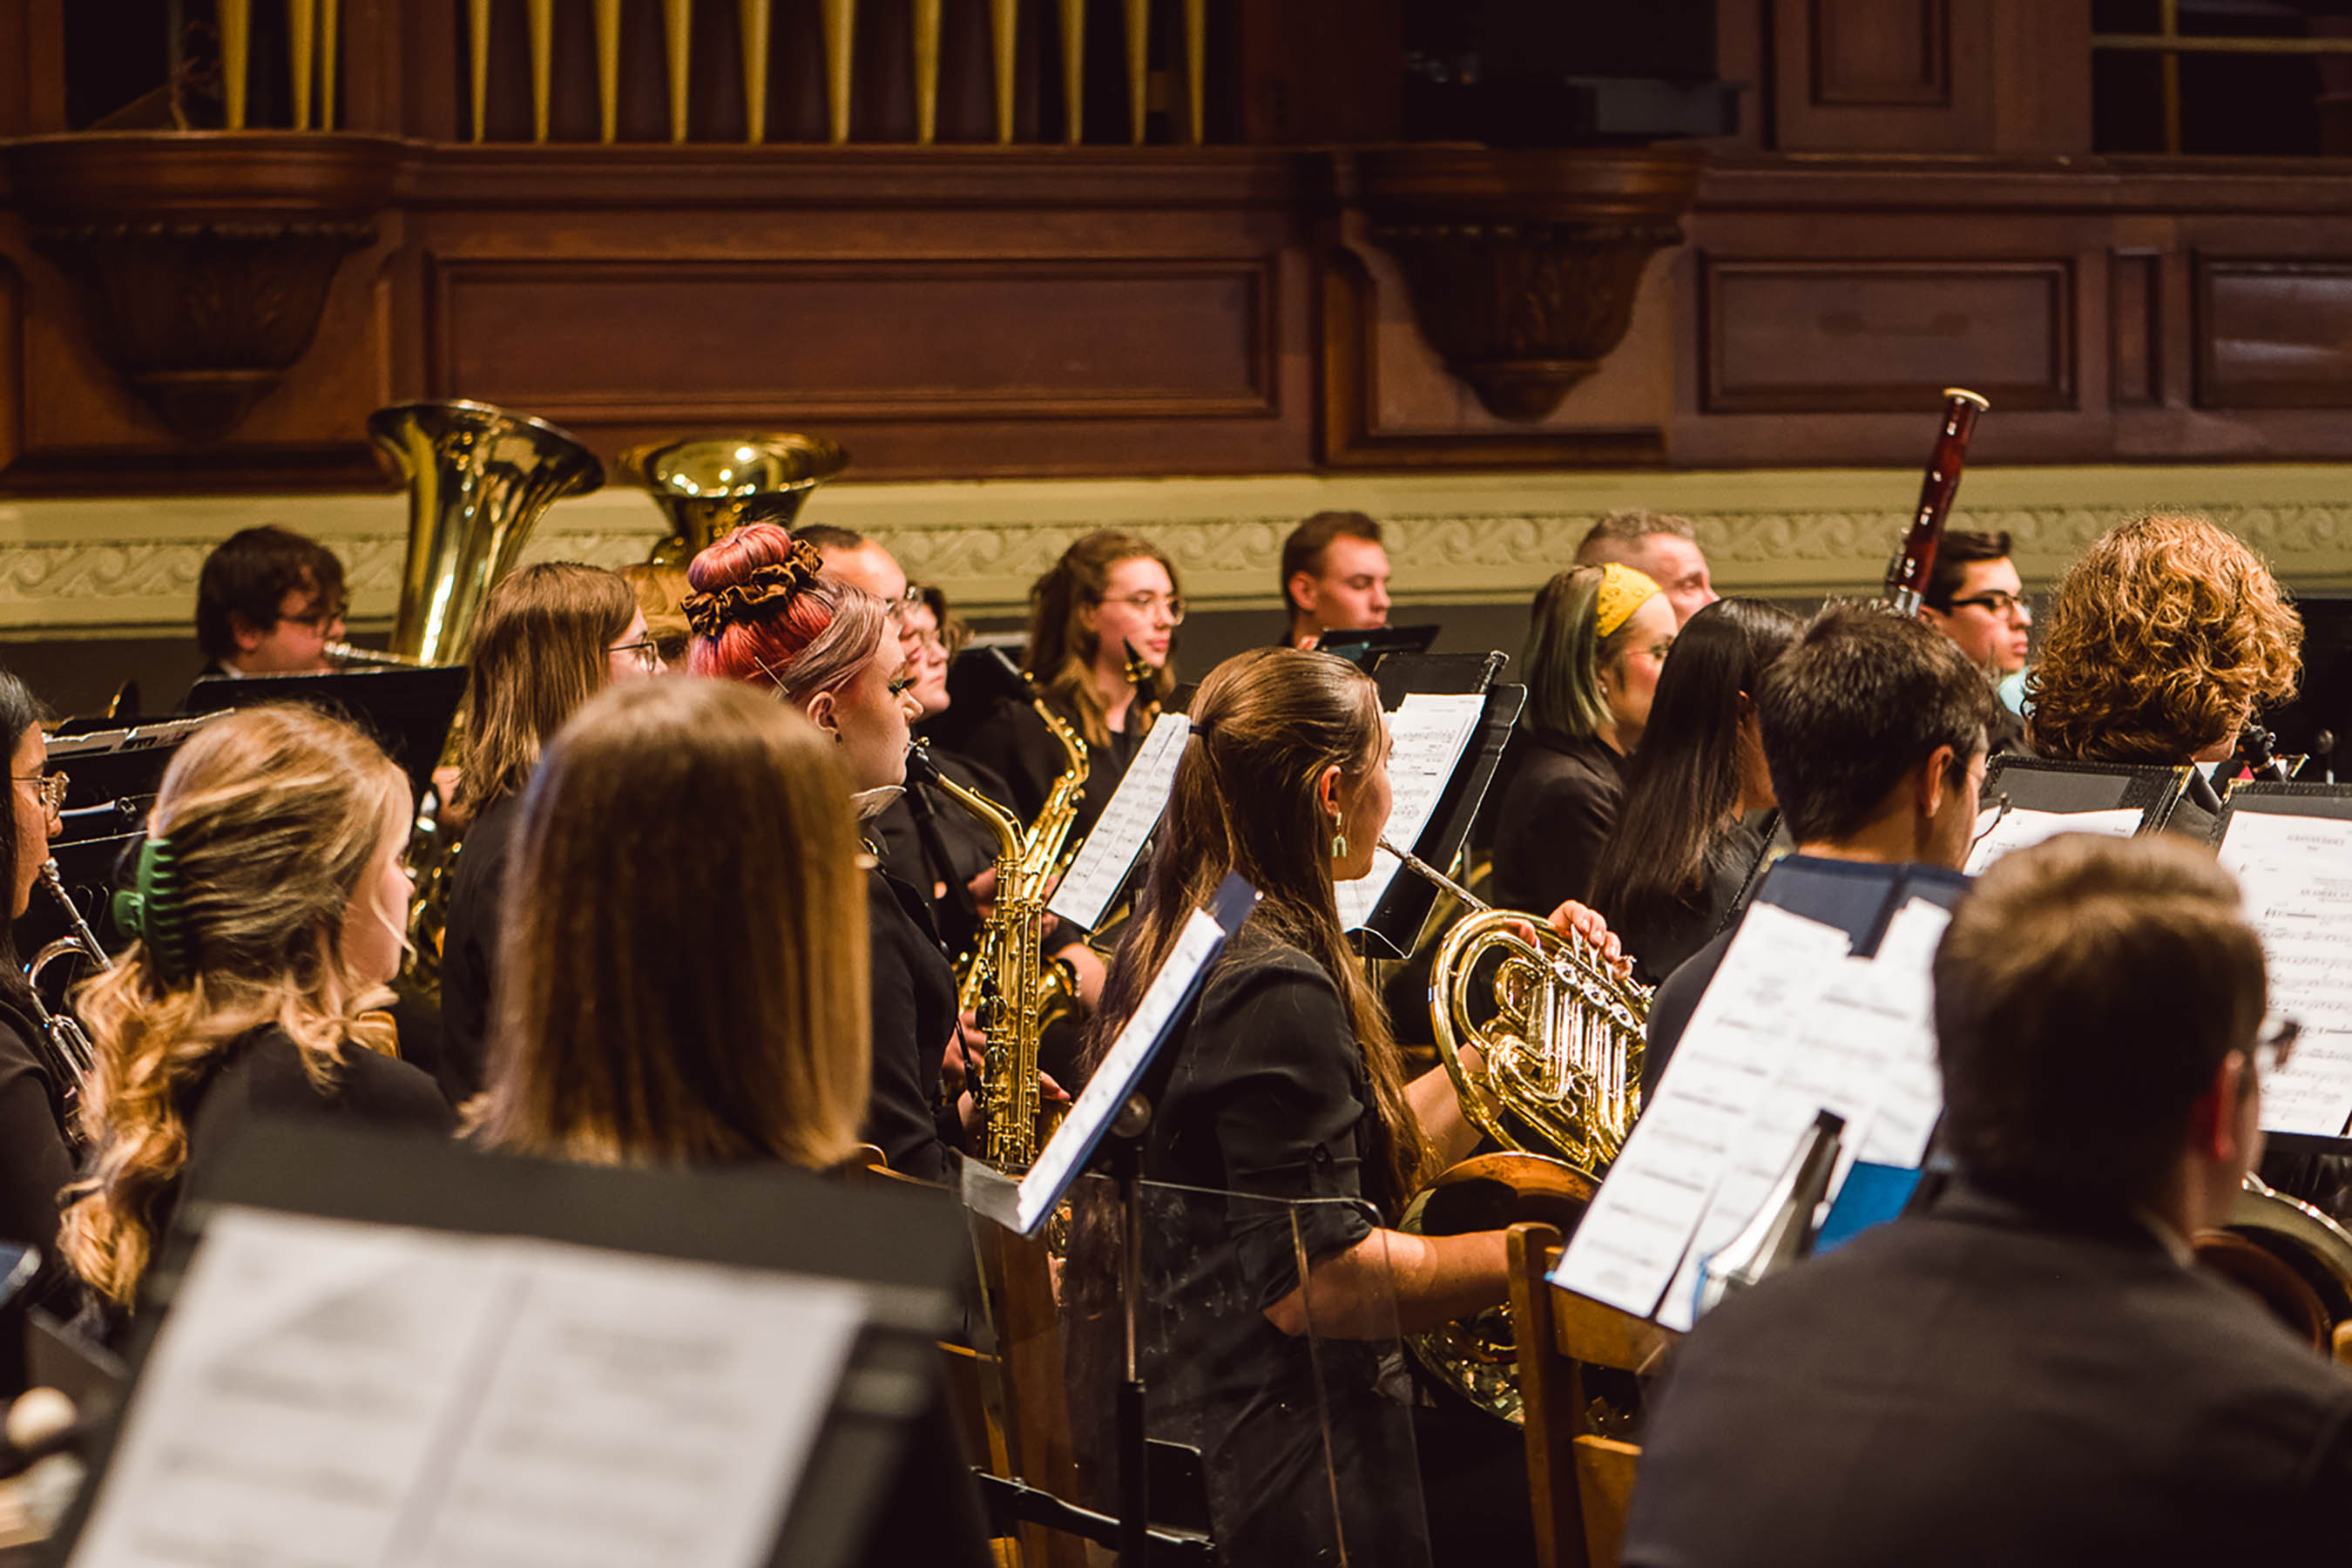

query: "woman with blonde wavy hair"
xmin=58 ymin=706 xmax=452 ymax=1315
xmin=2029 ymin=512 xmax=2301 ymax=836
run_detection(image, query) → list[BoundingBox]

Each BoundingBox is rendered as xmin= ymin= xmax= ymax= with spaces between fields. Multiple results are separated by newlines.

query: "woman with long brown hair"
xmin=58 ymin=706 xmax=452 ymax=1318
xmin=1072 ymin=646 xmax=1557 ymax=1566
xmin=0 ymin=668 xmax=73 ymax=1316
xmin=684 ymin=523 xmax=963 ymax=1179
xmin=470 ymin=679 xmax=868 ymax=1168
xmin=962 ymin=529 xmax=1181 ymax=841
xmin=437 ymin=562 xmax=661 ymax=1104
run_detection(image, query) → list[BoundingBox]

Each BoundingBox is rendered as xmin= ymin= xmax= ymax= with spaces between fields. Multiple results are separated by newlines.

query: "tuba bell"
xmin=618 ymin=433 xmax=850 ymax=566
xmin=2197 ymin=1174 xmax=2352 ymax=1359
xmin=367 ymin=399 xmax=605 ymax=666
xmin=1385 ymin=837 xmax=1653 ymax=1422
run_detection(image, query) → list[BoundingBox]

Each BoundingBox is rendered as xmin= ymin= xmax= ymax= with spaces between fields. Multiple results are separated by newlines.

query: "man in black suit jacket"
xmin=1620 ymin=833 xmax=2352 ymax=1568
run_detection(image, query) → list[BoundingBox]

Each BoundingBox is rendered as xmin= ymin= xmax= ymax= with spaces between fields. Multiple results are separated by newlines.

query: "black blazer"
xmin=956 ymin=693 xmax=1143 ymax=846
xmin=1488 ymin=729 xmax=1625 ymax=915
xmin=0 ymin=993 xmax=76 ymax=1306
xmin=1621 ymin=1181 xmax=2352 ymax=1568
xmin=864 ymin=867 xmax=963 ymax=1183
xmin=436 ymin=790 xmax=524 ymax=1105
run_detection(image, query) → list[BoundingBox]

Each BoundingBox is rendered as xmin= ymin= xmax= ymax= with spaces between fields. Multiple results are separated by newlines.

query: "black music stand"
xmin=1313 ymin=624 xmax=1440 ymax=666
xmin=46 ymin=1122 xmax=989 ymax=1568
xmin=1979 ymin=755 xmax=2192 ymax=829
xmin=185 ymin=666 xmax=467 ymax=805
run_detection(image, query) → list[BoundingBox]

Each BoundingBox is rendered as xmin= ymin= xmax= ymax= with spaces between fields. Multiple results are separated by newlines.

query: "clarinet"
xmin=2236 ymin=722 xmax=2294 ymax=784
xmin=1885 ymin=388 xmax=1992 ymax=616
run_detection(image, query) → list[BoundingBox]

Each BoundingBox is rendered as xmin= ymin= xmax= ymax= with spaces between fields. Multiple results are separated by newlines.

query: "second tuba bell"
xmin=618 ymin=433 xmax=849 ymax=566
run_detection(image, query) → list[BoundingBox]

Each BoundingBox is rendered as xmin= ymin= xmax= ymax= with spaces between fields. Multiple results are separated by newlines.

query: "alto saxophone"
xmin=909 ymin=684 xmax=1089 ymax=1169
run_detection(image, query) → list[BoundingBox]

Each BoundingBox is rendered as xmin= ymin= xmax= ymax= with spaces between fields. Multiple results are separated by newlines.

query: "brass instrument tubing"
xmin=287 ymin=0 xmax=317 ymax=128
xmin=823 ymin=0 xmax=857 ymax=145
xmin=1059 ymin=0 xmax=1085 ymax=144
xmin=665 ymin=0 xmax=693 ymax=143
xmin=220 ymin=0 xmax=252 ymax=129
xmin=991 ymin=0 xmax=1019 ymax=144
xmin=320 ymin=0 xmax=339 ymax=129
xmin=594 ymin=0 xmax=623 ymax=142
xmin=528 ymin=0 xmax=556 ymax=143
xmin=42 ymin=862 xmax=111 ymax=977
xmin=1125 ymin=0 xmax=1149 ymax=145
xmin=914 ymin=0 xmax=942 ymax=144
xmin=469 ymin=0 xmax=493 ymax=141
xmin=741 ymin=0 xmax=774 ymax=144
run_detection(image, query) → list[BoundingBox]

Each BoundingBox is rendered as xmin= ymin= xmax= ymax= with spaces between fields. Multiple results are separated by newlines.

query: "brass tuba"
xmin=618 ymin=433 xmax=850 ymax=566
xmin=2197 ymin=1174 xmax=2352 ymax=1360
xmin=1385 ymin=837 xmax=1653 ymax=1422
xmin=367 ymin=399 xmax=605 ymax=666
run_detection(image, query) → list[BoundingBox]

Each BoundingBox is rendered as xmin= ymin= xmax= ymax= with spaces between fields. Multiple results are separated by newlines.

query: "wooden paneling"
xmin=2111 ymin=250 xmax=2159 ymax=409
xmin=1810 ymin=0 xmax=1950 ymax=107
xmin=1702 ymin=259 xmax=2073 ymax=413
xmin=430 ymin=256 xmax=1276 ymax=421
xmin=2196 ymin=259 xmax=2352 ymax=409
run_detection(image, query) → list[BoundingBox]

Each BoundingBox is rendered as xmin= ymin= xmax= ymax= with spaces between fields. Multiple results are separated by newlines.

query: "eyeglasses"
xmin=610 ymin=638 xmax=664 ymax=673
xmin=881 ymin=585 xmax=923 ymax=625
xmin=11 ymin=771 xmax=66 ymax=813
xmin=1946 ymin=590 xmax=2031 ymax=618
xmin=2255 ymin=1013 xmax=2302 ymax=1078
xmin=280 ymin=596 xmax=348 ymax=632
xmin=1100 ymin=591 xmax=1187 ymax=625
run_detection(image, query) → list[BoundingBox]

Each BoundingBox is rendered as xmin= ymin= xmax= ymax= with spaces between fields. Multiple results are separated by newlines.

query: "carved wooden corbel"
xmin=2 ymin=132 xmax=401 ymax=443
xmin=1353 ymin=145 xmax=1703 ymax=422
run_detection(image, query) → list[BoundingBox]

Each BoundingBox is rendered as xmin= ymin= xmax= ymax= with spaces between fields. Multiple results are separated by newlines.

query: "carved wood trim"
xmin=1809 ymin=0 xmax=1952 ymax=108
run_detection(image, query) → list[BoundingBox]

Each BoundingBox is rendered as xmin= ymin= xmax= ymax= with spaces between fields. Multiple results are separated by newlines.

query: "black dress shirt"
xmin=0 ymin=993 xmax=77 ymax=1307
xmin=1609 ymin=815 xmax=1771 ymax=988
xmin=870 ymin=749 xmax=1017 ymax=963
xmin=436 ymin=790 xmax=524 ymax=1105
xmin=957 ymin=693 xmax=1144 ymax=845
xmin=1622 ymin=1180 xmax=2352 ymax=1568
xmin=1489 ymin=729 xmax=1625 ymax=915
xmin=864 ymin=867 xmax=963 ymax=1182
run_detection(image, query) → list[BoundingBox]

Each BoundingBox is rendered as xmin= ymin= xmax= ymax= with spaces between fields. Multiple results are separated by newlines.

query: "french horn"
xmin=1384 ymin=838 xmax=1652 ymax=1423
xmin=618 ymin=433 xmax=850 ymax=566
xmin=2197 ymin=1174 xmax=2352 ymax=1360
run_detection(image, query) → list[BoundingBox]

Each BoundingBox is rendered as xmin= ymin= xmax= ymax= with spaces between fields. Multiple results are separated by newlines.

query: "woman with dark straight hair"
xmin=437 ymin=562 xmax=658 ymax=1104
xmin=471 ymin=679 xmax=869 ymax=1169
xmin=0 ymin=668 xmax=73 ymax=1312
xmin=1589 ymin=598 xmax=1802 ymax=984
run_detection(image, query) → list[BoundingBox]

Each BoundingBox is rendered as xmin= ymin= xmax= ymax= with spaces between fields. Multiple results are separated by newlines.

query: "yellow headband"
xmin=1594 ymin=563 xmax=1662 ymax=638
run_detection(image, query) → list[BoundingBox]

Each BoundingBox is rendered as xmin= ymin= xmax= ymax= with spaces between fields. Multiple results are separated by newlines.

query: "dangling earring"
xmin=1329 ymin=814 xmax=1348 ymax=861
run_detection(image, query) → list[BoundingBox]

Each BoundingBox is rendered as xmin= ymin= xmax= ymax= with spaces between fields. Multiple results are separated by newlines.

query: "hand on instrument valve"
xmin=1544 ymin=897 xmax=1632 ymax=977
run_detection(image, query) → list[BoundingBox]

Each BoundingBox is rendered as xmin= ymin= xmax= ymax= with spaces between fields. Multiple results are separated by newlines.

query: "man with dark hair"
xmin=1621 ymin=834 xmax=2352 ymax=1567
xmin=1280 ymin=510 xmax=1390 ymax=648
xmin=1574 ymin=510 xmax=1716 ymax=626
xmin=193 ymin=525 xmax=348 ymax=676
xmin=1639 ymin=604 xmax=1992 ymax=1089
xmin=1901 ymin=528 xmax=2031 ymax=751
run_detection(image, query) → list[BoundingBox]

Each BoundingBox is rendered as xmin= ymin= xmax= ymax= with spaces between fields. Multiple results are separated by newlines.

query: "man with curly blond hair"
xmin=2027 ymin=512 xmax=2301 ymax=837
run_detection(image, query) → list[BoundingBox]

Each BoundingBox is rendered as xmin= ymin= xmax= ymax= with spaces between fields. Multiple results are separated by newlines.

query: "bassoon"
xmin=1884 ymin=388 xmax=1992 ymax=616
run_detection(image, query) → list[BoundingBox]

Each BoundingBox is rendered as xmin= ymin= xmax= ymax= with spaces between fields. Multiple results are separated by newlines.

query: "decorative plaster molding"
xmin=3 ymin=468 xmax=2350 ymax=637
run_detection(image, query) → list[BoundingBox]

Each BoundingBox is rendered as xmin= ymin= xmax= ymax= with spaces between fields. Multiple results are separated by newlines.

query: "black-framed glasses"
xmin=2255 ymin=1012 xmax=2302 ymax=1078
xmin=280 ymin=596 xmax=348 ymax=632
xmin=1100 ymin=591 xmax=1187 ymax=625
xmin=1947 ymin=590 xmax=2031 ymax=618
xmin=11 ymin=771 xmax=66 ymax=813
xmin=610 ymin=638 xmax=664 ymax=672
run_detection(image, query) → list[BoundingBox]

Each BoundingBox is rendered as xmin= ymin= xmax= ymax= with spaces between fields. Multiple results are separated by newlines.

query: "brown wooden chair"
xmin=1509 ymin=1221 xmax=1676 ymax=1568
xmin=969 ymin=1220 xmax=1090 ymax=1568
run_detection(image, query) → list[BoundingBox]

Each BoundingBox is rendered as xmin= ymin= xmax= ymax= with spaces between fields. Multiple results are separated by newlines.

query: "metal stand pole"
xmin=1112 ymin=1093 xmax=1152 ymax=1567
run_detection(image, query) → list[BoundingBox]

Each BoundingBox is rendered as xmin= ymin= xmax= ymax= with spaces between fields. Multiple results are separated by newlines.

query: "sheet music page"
xmin=2218 ymin=810 xmax=2352 ymax=1136
xmin=1964 ymin=805 xmax=2141 ymax=875
xmin=70 ymin=1206 xmax=863 ymax=1568
xmin=1551 ymin=905 xmax=1851 ymax=1318
xmin=1652 ymin=897 xmax=1951 ymax=1332
xmin=1335 ymin=693 xmax=1486 ymax=931
xmin=1048 ymin=713 xmax=1191 ymax=932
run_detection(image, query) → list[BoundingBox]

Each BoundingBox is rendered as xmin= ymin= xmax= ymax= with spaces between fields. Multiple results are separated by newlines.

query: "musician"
xmin=192 ymin=524 xmax=348 ymax=678
xmin=2028 ymin=512 xmax=2301 ymax=838
xmin=618 ymin=561 xmax=693 ymax=669
xmin=0 ymin=671 xmax=72 ymax=1307
xmin=1485 ymin=563 xmax=1674 ymax=914
xmin=57 ymin=706 xmax=454 ymax=1319
xmin=1621 ymin=834 xmax=2352 ymax=1568
xmin=1071 ymin=646 xmax=1553 ymax=1567
xmin=959 ymin=530 xmax=1179 ymax=843
xmin=1641 ymin=605 xmax=1992 ymax=1093
xmin=685 ymin=523 xmax=965 ymax=1181
xmin=1902 ymin=529 xmax=2032 ymax=752
xmin=1588 ymin=600 xmax=1801 ymax=984
xmin=471 ymin=679 xmax=868 ymax=1168
xmin=436 ymin=564 xmax=659 ymax=1105
xmin=1280 ymin=510 xmax=1392 ymax=649
xmin=1574 ymin=510 xmax=1717 ymax=626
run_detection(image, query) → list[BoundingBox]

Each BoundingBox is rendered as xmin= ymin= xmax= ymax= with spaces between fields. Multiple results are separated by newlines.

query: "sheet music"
xmin=2218 ymin=810 xmax=2352 ymax=1136
xmin=1551 ymin=905 xmax=1851 ymax=1318
xmin=1651 ymin=898 xmax=1951 ymax=1332
xmin=1048 ymin=713 xmax=1191 ymax=932
xmin=1335 ymin=692 xmax=1486 ymax=932
xmin=1964 ymin=805 xmax=2141 ymax=875
xmin=69 ymin=1206 xmax=863 ymax=1568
